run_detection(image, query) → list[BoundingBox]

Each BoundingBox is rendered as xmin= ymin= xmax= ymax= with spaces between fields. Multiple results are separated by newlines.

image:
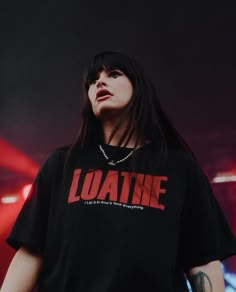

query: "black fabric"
xmin=7 ymin=144 xmax=236 ymax=292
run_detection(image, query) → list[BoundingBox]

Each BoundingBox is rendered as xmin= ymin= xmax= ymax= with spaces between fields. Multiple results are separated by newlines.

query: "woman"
xmin=1 ymin=51 xmax=236 ymax=292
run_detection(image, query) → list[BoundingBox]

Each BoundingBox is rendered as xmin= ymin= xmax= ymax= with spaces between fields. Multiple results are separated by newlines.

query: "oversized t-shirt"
xmin=7 ymin=143 xmax=236 ymax=291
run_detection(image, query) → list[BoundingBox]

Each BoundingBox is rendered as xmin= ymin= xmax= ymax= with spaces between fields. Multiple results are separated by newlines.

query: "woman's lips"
xmin=96 ymin=94 xmax=112 ymax=102
xmin=96 ymin=89 xmax=113 ymax=100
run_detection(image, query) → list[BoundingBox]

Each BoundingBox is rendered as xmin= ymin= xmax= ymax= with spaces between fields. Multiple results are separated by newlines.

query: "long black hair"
xmin=64 ymin=51 xmax=197 ymax=171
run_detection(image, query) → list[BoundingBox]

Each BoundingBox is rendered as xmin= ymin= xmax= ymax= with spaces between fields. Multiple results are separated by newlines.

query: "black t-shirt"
xmin=7 ymin=144 xmax=236 ymax=291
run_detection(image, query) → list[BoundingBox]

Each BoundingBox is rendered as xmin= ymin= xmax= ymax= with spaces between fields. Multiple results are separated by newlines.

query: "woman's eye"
xmin=109 ymin=70 xmax=122 ymax=78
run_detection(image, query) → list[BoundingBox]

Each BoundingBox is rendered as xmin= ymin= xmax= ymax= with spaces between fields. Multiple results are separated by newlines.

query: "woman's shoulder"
xmin=166 ymin=148 xmax=208 ymax=180
xmin=148 ymin=144 xmax=197 ymax=165
xmin=50 ymin=144 xmax=71 ymax=156
xmin=167 ymin=148 xmax=196 ymax=162
xmin=40 ymin=144 xmax=71 ymax=172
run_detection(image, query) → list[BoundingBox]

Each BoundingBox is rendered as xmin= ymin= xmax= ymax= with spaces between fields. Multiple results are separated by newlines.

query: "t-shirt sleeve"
xmin=6 ymin=149 xmax=64 ymax=252
xmin=179 ymin=156 xmax=236 ymax=272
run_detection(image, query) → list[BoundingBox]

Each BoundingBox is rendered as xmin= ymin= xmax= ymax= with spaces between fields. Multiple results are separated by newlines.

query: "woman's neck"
xmin=101 ymin=120 xmax=138 ymax=148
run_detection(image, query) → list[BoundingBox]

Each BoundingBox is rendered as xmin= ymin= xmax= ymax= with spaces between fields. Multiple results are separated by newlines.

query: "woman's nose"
xmin=96 ymin=76 xmax=107 ymax=87
xmin=97 ymin=80 xmax=106 ymax=88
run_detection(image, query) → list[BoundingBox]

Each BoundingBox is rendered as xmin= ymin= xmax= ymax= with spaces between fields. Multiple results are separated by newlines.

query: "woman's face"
xmin=87 ymin=69 xmax=133 ymax=119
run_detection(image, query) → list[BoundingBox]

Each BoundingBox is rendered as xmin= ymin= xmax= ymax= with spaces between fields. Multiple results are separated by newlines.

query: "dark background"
xmin=1 ymin=0 xmax=236 ymax=288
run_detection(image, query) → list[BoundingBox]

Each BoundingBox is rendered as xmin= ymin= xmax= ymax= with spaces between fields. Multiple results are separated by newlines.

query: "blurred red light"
xmin=22 ymin=184 xmax=32 ymax=200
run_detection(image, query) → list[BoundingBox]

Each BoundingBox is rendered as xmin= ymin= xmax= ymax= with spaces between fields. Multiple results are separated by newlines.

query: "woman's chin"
xmin=94 ymin=106 xmax=123 ymax=121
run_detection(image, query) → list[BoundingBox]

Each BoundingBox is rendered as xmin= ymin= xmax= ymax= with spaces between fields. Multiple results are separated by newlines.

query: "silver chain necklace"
xmin=98 ymin=144 xmax=141 ymax=166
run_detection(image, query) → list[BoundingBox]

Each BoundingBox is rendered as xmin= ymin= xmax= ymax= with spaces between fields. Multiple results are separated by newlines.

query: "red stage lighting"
xmin=0 ymin=138 xmax=39 ymax=178
xmin=22 ymin=184 xmax=32 ymax=200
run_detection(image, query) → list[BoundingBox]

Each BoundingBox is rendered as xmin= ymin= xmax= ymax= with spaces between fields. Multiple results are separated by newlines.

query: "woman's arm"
xmin=0 ymin=246 xmax=42 ymax=292
xmin=187 ymin=260 xmax=224 ymax=292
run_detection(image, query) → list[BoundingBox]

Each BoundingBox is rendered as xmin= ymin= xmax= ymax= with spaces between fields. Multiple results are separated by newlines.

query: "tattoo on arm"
xmin=189 ymin=271 xmax=213 ymax=292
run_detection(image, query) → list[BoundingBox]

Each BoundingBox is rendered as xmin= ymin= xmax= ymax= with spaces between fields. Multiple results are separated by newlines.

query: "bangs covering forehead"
xmin=84 ymin=51 xmax=136 ymax=89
